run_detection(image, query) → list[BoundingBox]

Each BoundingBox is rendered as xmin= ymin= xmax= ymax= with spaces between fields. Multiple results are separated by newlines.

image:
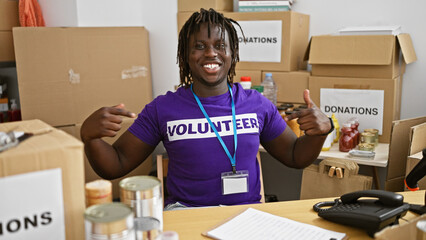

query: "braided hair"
xmin=177 ymin=8 xmax=244 ymax=87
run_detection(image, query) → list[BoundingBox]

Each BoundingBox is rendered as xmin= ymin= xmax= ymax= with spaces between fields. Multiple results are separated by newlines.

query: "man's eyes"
xmin=194 ymin=42 xmax=226 ymax=50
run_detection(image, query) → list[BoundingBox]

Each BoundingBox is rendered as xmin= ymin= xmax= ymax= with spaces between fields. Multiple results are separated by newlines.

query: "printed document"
xmin=204 ymin=208 xmax=346 ymax=240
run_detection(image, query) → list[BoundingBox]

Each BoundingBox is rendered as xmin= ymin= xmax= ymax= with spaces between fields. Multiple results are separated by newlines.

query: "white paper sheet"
xmin=206 ymin=208 xmax=346 ymax=240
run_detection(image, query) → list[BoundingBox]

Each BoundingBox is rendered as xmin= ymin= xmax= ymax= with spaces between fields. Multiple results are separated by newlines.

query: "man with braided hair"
xmin=81 ymin=8 xmax=332 ymax=209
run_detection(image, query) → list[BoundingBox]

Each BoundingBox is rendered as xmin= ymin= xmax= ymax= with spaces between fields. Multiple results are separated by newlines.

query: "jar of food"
xmin=360 ymin=132 xmax=376 ymax=145
xmin=364 ymin=128 xmax=379 ymax=146
xmin=358 ymin=143 xmax=375 ymax=151
xmin=339 ymin=123 xmax=354 ymax=152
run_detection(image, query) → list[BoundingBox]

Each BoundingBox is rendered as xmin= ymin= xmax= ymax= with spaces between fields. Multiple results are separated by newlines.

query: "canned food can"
xmin=120 ymin=176 xmax=163 ymax=231
xmin=358 ymin=143 xmax=375 ymax=151
xmin=361 ymin=132 xmax=376 ymax=145
xmin=364 ymin=129 xmax=379 ymax=146
xmin=84 ymin=202 xmax=135 ymax=240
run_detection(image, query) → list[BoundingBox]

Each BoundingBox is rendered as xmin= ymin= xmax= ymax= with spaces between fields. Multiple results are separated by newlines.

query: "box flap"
xmin=308 ymin=35 xmax=395 ymax=65
xmin=408 ymin=122 xmax=426 ymax=155
xmin=386 ymin=116 xmax=426 ymax=187
xmin=397 ymin=33 xmax=417 ymax=64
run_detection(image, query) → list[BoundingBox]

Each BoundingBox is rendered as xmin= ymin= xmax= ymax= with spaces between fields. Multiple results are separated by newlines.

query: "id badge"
xmin=221 ymin=170 xmax=249 ymax=195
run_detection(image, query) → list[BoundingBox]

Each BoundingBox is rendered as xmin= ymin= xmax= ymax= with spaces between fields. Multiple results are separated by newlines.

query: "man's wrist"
xmin=319 ymin=117 xmax=335 ymax=136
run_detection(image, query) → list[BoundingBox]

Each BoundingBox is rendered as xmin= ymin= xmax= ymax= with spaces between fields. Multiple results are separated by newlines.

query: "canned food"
xmin=364 ymin=129 xmax=379 ymax=146
xmin=120 ymin=176 xmax=163 ymax=231
xmin=358 ymin=143 xmax=375 ymax=151
xmin=84 ymin=202 xmax=135 ymax=240
xmin=360 ymin=132 xmax=376 ymax=145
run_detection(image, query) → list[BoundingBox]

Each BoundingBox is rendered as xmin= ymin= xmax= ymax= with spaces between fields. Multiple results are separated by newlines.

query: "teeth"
xmin=204 ymin=64 xmax=219 ymax=69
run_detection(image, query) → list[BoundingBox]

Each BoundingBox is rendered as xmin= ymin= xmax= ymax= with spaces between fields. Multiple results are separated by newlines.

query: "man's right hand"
xmin=80 ymin=103 xmax=136 ymax=143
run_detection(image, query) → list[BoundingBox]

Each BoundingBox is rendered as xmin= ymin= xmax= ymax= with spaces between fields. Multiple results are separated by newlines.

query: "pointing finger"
xmin=111 ymin=103 xmax=136 ymax=118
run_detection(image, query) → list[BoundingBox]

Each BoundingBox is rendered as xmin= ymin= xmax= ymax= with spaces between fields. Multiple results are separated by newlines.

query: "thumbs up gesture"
xmin=284 ymin=89 xmax=332 ymax=136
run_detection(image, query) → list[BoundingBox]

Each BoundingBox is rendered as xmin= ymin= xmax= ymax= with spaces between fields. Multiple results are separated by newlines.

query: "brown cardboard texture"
xmin=13 ymin=27 xmax=152 ymax=127
xmin=57 ymin=118 xmax=152 ymax=200
xmin=265 ymin=71 xmax=309 ymax=103
xmin=0 ymin=0 xmax=19 ymax=30
xmin=178 ymin=11 xmax=310 ymax=72
xmin=235 ymin=69 xmax=262 ymax=86
xmin=406 ymin=151 xmax=426 ymax=190
xmin=178 ymin=0 xmax=233 ymax=12
xmin=309 ymin=76 xmax=402 ymax=143
xmin=0 ymin=119 xmax=85 ymax=240
xmin=305 ymin=34 xmax=417 ymax=79
xmin=385 ymin=116 xmax=426 ymax=191
xmin=0 ymin=31 xmax=15 ymax=61
xmin=375 ymin=214 xmax=426 ymax=240
xmin=409 ymin=122 xmax=426 ymax=155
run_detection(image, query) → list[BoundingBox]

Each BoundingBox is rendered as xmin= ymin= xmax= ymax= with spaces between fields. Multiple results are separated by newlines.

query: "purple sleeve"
xmin=128 ymin=100 xmax=162 ymax=147
xmin=259 ymin=100 xmax=286 ymax=143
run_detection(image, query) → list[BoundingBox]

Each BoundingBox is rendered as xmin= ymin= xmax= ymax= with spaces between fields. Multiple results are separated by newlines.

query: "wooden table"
xmin=163 ymin=190 xmax=425 ymax=240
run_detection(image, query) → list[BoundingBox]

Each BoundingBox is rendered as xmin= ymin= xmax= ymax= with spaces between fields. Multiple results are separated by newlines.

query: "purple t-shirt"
xmin=128 ymin=83 xmax=286 ymax=207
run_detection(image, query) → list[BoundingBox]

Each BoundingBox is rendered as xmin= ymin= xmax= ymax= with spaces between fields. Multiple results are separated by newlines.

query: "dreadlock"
xmin=177 ymin=8 xmax=244 ymax=87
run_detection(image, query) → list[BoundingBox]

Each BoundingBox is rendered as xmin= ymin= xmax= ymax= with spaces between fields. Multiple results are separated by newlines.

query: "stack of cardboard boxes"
xmin=12 ymin=27 xmax=154 ymax=200
xmin=0 ymin=0 xmax=18 ymax=62
xmin=305 ymin=33 xmax=417 ymax=143
xmin=177 ymin=0 xmax=310 ymax=104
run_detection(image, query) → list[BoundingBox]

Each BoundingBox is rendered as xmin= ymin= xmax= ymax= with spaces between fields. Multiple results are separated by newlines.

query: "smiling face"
xmin=188 ymin=23 xmax=232 ymax=92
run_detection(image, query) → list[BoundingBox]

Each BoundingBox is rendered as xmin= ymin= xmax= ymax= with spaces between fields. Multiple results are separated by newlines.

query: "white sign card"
xmin=234 ymin=20 xmax=282 ymax=62
xmin=0 ymin=168 xmax=65 ymax=240
xmin=320 ymin=88 xmax=384 ymax=134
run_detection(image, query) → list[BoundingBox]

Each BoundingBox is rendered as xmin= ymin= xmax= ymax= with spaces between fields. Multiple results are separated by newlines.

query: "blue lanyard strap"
xmin=191 ymin=84 xmax=238 ymax=173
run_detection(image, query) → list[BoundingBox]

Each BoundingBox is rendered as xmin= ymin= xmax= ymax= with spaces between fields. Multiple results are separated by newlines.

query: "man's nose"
xmin=204 ymin=46 xmax=218 ymax=57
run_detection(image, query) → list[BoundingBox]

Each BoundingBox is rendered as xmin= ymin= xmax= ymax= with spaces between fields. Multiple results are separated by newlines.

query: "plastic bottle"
xmin=339 ymin=123 xmax=353 ymax=152
xmin=261 ymin=73 xmax=277 ymax=106
xmin=240 ymin=76 xmax=252 ymax=90
xmin=7 ymin=99 xmax=21 ymax=122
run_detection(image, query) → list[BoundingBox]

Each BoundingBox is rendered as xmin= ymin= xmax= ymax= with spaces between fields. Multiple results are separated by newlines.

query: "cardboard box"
xmin=0 ymin=119 xmax=85 ymax=240
xmin=305 ymin=34 xmax=417 ymax=79
xmin=57 ymin=118 xmax=152 ymax=200
xmin=385 ymin=116 xmax=426 ymax=192
xmin=309 ymin=76 xmax=402 ymax=143
xmin=405 ymin=122 xmax=426 ymax=190
xmin=406 ymin=151 xmax=426 ymax=190
xmin=178 ymin=0 xmax=233 ymax=12
xmin=375 ymin=214 xmax=426 ymax=240
xmin=13 ymin=27 xmax=153 ymax=127
xmin=37 ymin=0 xmax=144 ymax=27
xmin=235 ymin=69 xmax=262 ymax=86
xmin=265 ymin=71 xmax=309 ymax=103
xmin=0 ymin=31 xmax=15 ymax=61
xmin=409 ymin=122 xmax=426 ymax=155
xmin=0 ymin=0 xmax=19 ymax=30
xmin=178 ymin=11 xmax=310 ymax=72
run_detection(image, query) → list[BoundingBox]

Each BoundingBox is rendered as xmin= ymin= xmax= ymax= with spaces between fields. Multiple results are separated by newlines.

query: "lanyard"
xmin=191 ymin=84 xmax=238 ymax=173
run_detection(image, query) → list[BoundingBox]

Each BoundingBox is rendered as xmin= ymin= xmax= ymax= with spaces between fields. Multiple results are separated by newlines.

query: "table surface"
xmin=163 ymin=190 xmax=425 ymax=240
xmin=318 ymin=143 xmax=389 ymax=167
xmin=259 ymin=143 xmax=389 ymax=167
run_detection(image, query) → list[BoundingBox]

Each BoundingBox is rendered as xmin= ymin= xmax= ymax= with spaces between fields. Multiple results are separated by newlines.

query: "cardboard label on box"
xmin=235 ymin=20 xmax=282 ymax=62
xmin=320 ymin=88 xmax=384 ymax=134
xmin=0 ymin=169 xmax=65 ymax=240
